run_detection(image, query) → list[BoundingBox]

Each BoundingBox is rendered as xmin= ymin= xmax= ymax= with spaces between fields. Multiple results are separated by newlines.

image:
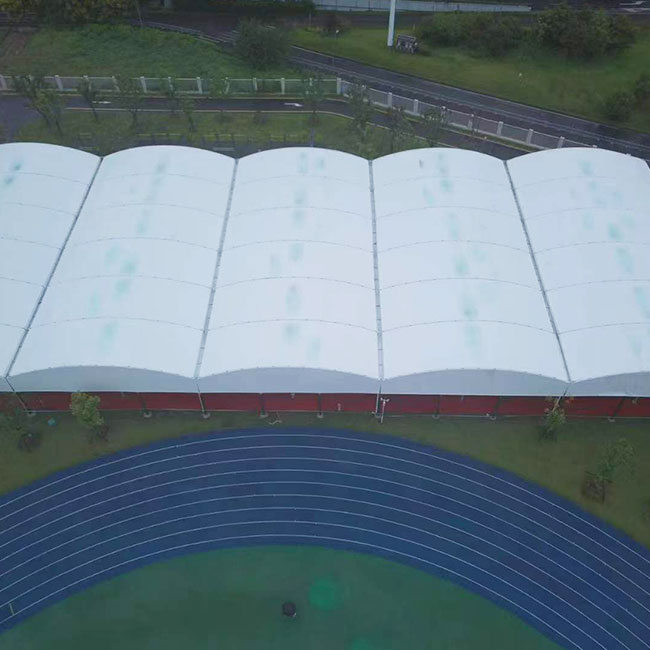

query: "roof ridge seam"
xmin=505 ymin=162 xmax=572 ymax=385
xmin=194 ymin=160 xmax=239 ymax=380
xmin=5 ymin=156 xmax=104 ymax=383
xmin=369 ymin=160 xmax=384 ymax=389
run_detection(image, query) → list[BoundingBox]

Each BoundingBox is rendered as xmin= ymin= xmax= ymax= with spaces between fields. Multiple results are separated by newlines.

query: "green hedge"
xmin=173 ymin=0 xmax=315 ymax=17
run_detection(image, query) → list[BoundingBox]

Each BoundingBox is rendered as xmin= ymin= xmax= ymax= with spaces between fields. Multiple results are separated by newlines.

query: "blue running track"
xmin=0 ymin=428 xmax=649 ymax=649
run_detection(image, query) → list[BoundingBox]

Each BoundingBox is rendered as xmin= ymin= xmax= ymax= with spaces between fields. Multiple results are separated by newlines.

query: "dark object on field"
xmin=282 ymin=601 xmax=297 ymax=618
xmin=395 ymin=34 xmax=418 ymax=54
xmin=17 ymin=430 xmax=43 ymax=452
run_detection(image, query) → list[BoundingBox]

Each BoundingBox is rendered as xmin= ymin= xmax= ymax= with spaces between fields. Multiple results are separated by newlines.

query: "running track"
xmin=1 ymin=428 xmax=649 ymax=649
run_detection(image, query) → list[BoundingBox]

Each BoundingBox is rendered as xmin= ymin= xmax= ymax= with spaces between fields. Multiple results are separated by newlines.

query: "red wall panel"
xmin=617 ymin=398 xmax=650 ymax=418
xmin=320 ymin=394 xmax=377 ymax=413
xmin=20 ymin=392 xmax=71 ymax=410
xmin=439 ymin=395 xmax=499 ymax=416
xmin=93 ymin=392 xmax=142 ymax=410
xmin=562 ymin=397 xmax=620 ymax=418
xmin=202 ymin=393 xmax=262 ymax=411
xmin=496 ymin=397 xmax=550 ymax=417
xmin=263 ymin=393 xmax=319 ymax=412
xmin=383 ymin=394 xmax=438 ymax=414
xmin=141 ymin=393 xmax=202 ymax=411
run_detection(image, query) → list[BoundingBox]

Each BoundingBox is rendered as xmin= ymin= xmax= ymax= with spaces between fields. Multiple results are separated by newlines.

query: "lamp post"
xmin=379 ymin=397 xmax=390 ymax=424
xmin=387 ymin=0 xmax=397 ymax=48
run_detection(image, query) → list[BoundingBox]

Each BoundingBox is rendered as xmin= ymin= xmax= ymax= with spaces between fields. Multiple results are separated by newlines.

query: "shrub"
xmin=17 ymin=430 xmax=43 ymax=452
xmin=173 ymin=0 xmax=314 ymax=18
xmin=539 ymin=404 xmax=565 ymax=442
xmin=322 ymin=11 xmax=348 ymax=36
xmin=416 ymin=13 xmax=524 ymax=57
xmin=633 ymin=73 xmax=650 ymax=105
xmin=602 ymin=90 xmax=634 ymax=122
xmin=70 ymin=392 xmax=105 ymax=429
xmin=537 ymin=3 xmax=636 ymax=59
xmin=235 ymin=19 xmax=289 ymax=69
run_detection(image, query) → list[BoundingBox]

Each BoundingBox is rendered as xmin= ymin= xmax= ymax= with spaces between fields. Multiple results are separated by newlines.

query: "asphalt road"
xmin=0 ymin=428 xmax=649 ymax=650
xmin=144 ymin=15 xmax=650 ymax=162
xmin=0 ymin=94 xmax=525 ymax=159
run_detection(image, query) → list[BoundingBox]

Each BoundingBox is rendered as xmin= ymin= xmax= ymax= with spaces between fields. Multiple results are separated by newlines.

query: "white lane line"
xmin=4 ymin=478 xmax=648 ymax=640
xmin=2 ymin=429 xmax=647 ymax=580
xmin=3 ymin=469 xmax=649 ymax=633
xmin=6 ymin=519 xmax=599 ymax=650
xmin=1 ymin=498 xmax=643 ymax=649
xmin=2 ymin=447 xmax=648 ymax=608
xmin=6 ymin=532 xmax=582 ymax=650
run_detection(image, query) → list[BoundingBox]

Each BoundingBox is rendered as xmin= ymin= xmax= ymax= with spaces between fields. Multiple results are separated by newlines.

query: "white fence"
xmin=314 ymin=0 xmax=531 ymax=12
xmin=0 ymin=73 xmax=587 ymax=151
xmin=342 ymin=81 xmax=587 ymax=150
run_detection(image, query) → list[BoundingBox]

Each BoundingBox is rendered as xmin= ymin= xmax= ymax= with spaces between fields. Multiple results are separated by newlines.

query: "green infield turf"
xmin=0 ymin=546 xmax=561 ymax=650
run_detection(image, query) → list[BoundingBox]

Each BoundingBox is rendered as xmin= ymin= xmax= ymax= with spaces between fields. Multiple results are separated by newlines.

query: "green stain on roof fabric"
xmin=616 ymin=247 xmax=635 ymax=274
xmin=608 ymin=224 xmax=622 ymax=241
xmin=286 ymin=284 xmax=301 ymax=314
xmin=284 ymin=323 xmax=300 ymax=342
xmin=289 ymin=242 xmax=304 ymax=262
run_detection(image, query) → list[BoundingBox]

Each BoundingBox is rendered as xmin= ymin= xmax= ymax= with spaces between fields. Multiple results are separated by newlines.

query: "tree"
xmin=179 ymin=95 xmax=196 ymax=132
xmin=301 ymin=76 xmax=325 ymax=126
xmin=420 ymin=106 xmax=448 ymax=147
xmin=12 ymin=75 xmax=63 ymax=134
xmin=539 ymin=403 xmax=565 ymax=442
xmin=235 ymin=19 xmax=289 ymax=69
xmin=116 ymin=76 xmax=144 ymax=129
xmin=163 ymin=78 xmax=181 ymax=116
xmin=385 ymin=106 xmax=414 ymax=153
xmin=536 ymin=3 xmax=636 ymax=59
xmin=78 ymin=77 xmax=101 ymax=121
xmin=602 ymin=90 xmax=634 ymax=122
xmin=583 ymin=437 xmax=634 ymax=502
xmin=0 ymin=0 xmax=132 ymax=23
xmin=347 ymin=82 xmax=374 ymax=137
xmin=633 ymin=73 xmax=650 ymax=106
xmin=0 ymin=395 xmax=27 ymax=435
xmin=70 ymin=392 xmax=106 ymax=437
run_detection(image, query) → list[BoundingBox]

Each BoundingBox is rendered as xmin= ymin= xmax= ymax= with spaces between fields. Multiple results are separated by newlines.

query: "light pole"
xmin=379 ymin=397 xmax=390 ymax=424
xmin=387 ymin=0 xmax=397 ymax=48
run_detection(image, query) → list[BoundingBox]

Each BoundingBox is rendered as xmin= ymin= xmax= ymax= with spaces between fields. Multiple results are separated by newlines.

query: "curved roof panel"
xmin=374 ymin=148 xmax=568 ymax=395
xmin=10 ymin=146 xmax=234 ymax=392
xmin=508 ymin=148 xmax=650 ymax=395
xmin=198 ymin=148 xmax=379 ymax=393
xmin=0 ymin=143 xmax=99 ymax=391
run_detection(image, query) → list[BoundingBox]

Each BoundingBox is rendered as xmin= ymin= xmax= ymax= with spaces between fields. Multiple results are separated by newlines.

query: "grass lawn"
xmin=0 ymin=24 xmax=295 ymax=78
xmin=0 ymin=546 xmax=560 ymax=650
xmin=292 ymin=27 xmax=650 ymax=133
xmin=16 ymin=108 xmax=427 ymax=157
xmin=2 ymin=411 xmax=649 ymax=549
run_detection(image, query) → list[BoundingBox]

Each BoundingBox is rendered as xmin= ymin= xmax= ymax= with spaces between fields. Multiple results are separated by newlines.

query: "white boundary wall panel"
xmin=508 ymin=148 xmax=650 ymax=396
xmin=10 ymin=146 xmax=234 ymax=392
xmin=0 ymin=143 xmax=99 ymax=389
xmin=374 ymin=149 xmax=568 ymax=395
xmin=199 ymin=148 xmax=379 ymax=393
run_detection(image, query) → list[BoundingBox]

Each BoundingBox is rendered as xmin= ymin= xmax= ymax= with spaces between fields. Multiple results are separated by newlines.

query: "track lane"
xmin=0 ymin=429 xmax=649 ymax=650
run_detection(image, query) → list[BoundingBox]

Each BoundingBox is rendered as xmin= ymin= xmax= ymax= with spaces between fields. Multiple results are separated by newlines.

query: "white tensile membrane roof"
xmin=9 ymin=146 xmax=235 ymax=392
xmin=0 ymin=143 xmax=99 ymax=392
xmin=373 ymin=148 xmax=569 ymax=395
xmin=198 ymin=148 xmax=379 ymax=393
xmin=3 ymin=143 xmax=650 ymax=398
xmin=508 ymin=148 xmax=650 ymax=396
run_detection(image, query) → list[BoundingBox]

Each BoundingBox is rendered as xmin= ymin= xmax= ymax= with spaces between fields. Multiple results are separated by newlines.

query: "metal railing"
xmin=0 ymin=72 xmax=588 ymax=151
